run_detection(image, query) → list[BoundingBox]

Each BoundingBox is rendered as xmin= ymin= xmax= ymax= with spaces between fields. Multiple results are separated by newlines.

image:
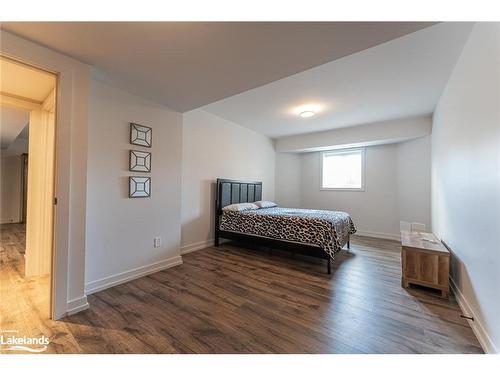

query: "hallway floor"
xmin=0 ymin=223 xmax=52 ymax=352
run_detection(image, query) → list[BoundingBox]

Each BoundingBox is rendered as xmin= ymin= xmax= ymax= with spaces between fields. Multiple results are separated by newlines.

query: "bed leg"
xmin=347 ymin=238 xmax=350 ymax=250
xmin=327 ymin=258 xmax=331 ymax=274
xmin=214 ymin=235 xmax=219 ymax=247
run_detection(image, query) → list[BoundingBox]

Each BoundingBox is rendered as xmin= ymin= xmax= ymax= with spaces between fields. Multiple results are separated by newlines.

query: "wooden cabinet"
xmin=401 ymin=231 xmax=450 ymax=298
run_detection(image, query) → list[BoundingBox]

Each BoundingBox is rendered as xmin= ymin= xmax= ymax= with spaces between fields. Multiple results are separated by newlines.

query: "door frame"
xmin=1 ymin=31 xmax=90 ymax=319
xmin=1 ymin=55 xmax=58 ymax=319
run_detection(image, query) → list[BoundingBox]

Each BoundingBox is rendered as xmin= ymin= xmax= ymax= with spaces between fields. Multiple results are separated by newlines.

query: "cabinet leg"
xmin=441 ymin=290 xmax=449 ymax=299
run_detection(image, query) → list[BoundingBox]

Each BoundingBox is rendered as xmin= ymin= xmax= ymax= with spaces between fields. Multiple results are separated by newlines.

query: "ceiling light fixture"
xmin=299 ymin=110 xmax=315 ymax=118
xmin=293 ymin=103 xmax=322 ymax=119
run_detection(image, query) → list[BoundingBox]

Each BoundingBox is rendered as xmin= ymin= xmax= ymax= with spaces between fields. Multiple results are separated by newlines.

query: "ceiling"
xmin=1 ymin=58 xmax=55 ymax=151
xmin=202 ymin=23 xmax=474 ymax=138
xmin=0 ymin=106 xmax=29 ymax=150
xmin=0 ymin=57 xmax=55 ymax=102
xmin=1 ymin=22 xmax=436 ymax=112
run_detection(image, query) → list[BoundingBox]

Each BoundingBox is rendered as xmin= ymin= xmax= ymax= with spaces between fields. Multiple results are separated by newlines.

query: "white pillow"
xmin=222 ymin=202 xmax=259 ymax=212
xmin=254 ymin=200 xmax=277 ymax=208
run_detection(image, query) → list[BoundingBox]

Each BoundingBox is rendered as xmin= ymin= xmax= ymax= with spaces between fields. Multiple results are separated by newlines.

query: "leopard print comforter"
xmin=219 ymin=207 xmax=356 ymax=260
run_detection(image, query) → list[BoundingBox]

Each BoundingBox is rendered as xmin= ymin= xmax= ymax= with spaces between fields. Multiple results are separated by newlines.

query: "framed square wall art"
xmin=130 ymin=123 xmax=152 ymax=147
xmin=129 ymin=150 xmax=151 ymax=172
xmin=129 ymin=176 xmax=151 ymax=198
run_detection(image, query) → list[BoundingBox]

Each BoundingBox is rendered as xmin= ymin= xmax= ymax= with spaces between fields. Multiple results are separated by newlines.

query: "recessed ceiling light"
xmin=299 ymin=110 xmax=315 ymax=118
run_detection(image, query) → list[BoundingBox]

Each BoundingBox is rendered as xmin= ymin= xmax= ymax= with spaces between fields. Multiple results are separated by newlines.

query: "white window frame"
xmin=320 ymin=148 xmax=366 ymax=191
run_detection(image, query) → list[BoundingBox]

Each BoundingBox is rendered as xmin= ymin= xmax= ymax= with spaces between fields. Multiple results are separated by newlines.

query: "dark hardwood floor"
xmin=1 ymin=227 xmax=483 ymax=354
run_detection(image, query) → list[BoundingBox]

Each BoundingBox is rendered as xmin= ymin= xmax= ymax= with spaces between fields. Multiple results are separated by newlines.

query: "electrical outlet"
xmin=154 ymin=236 xmax=161 ymax=248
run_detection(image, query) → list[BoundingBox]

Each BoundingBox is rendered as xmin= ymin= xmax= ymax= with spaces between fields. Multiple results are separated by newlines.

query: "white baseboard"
xmin=450 ymin=277 xmax=497 ymax=354
xmin=353 ymin=230 xmax=400 ymax=241
xmin=66 ymin=295 xmax=89 ymax=316
xmin=85 ymin=255 xmax=183 ymax=295
xmin=181 ymin=239 xmax=214 ymax=255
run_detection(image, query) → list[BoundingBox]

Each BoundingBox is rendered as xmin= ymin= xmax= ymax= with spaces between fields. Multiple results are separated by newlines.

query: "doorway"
xmin=0 ymin=56 xmax=57 ymax=334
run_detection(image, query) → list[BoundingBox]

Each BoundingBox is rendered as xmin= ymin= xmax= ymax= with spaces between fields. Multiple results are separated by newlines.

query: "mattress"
xmin=219 ymin=207 xmax=356 ymax=260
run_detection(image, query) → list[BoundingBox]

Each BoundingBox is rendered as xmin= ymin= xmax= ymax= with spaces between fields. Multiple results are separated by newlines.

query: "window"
xmin=321 ymin=148 xmax=365 ymax=190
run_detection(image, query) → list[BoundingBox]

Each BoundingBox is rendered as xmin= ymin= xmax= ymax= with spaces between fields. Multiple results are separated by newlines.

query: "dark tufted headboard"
xmin=215 ymin=178 xmax=262 ymax=216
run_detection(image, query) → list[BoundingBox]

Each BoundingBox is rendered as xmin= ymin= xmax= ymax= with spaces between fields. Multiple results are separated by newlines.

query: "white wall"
xmin=85 ymin=80 xmax=183 ymax=293
xmin=301 ymin=144 xmax=399 ymax=237
xmin=0 ymin=138 xmax=28 ymax=227
xmin=279 ymin=136 xmax=431 ymax=239
xmin=181 ymin=109 xmax=275 ymax=252
xmin=397 ymin=136 xmax=432 ymax=229
xmin=0 ymin=155 xmax=22 ymax=224
xmin=275 ymin=152 xmax=301 ymax=208
xmin=432 ymin=23 xmax=500 ymax=353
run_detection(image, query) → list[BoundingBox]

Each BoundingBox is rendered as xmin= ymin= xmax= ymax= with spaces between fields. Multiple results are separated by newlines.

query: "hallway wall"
xmin=0 ymin=155 xmax=22 ymax=224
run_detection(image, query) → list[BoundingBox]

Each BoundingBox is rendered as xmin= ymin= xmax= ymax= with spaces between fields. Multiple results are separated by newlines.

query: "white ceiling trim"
xmin=275 ymin=115 xmax=432 ymax=153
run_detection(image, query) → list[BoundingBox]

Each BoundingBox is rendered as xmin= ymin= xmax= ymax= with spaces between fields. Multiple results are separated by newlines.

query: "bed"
xmin=214 ymin=179 xmax=356 ymax=274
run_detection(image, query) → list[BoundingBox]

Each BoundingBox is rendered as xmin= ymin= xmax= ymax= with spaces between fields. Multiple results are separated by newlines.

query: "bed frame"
xmin=214 ymin=178 xmax=347 ymax=274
